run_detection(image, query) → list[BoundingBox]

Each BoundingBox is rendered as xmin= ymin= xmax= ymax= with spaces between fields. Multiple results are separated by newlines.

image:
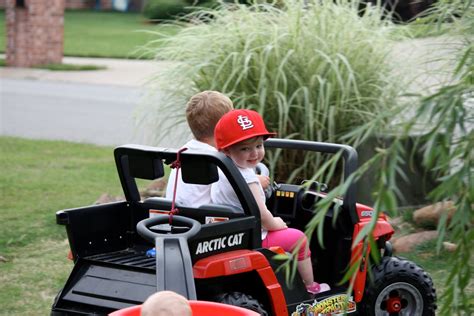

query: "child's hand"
xmin=257 ymin=174 xmax=270 ymax=190
xmin=271 ymin=217 xmax=288 ymax=230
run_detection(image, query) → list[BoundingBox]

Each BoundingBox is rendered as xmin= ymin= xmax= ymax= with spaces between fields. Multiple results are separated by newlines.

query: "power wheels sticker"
xmin=292 ymin=294 xmax=356 ymax=315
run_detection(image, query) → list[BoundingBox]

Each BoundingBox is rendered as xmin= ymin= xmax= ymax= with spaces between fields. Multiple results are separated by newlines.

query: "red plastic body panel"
xmin=351 ymin=204 xmax=395 ymax=302
xmin=355 ymin=203 xmax=394 ymax=239
xmin=193 ymin=249 xmax=288 ymax=316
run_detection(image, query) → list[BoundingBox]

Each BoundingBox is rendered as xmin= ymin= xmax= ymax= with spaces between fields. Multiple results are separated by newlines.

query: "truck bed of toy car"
xmin=84 ymin=248 xmax=155 ymax=270
xmin=52 ymin=247 xmax=157 ymax=314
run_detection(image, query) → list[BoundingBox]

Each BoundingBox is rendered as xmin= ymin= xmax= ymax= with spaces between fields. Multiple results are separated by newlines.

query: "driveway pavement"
xmin=0 ymin=56 xmax=191 ymax=147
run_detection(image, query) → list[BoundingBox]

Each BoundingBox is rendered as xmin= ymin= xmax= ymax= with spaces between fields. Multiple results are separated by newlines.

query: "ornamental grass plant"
xmin=143 ymin=0 xmax=403 ymax=182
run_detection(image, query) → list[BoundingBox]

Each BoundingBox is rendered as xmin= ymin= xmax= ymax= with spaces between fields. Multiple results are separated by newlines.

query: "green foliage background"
xmin=337 ymin=0 xmax=474 ymax=313
xmin=144 ymin=0 xmax=402 ymax=182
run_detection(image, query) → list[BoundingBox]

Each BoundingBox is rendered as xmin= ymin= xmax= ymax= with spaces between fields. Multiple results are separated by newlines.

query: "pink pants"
xmin=262 ymin=228 xmax=310 ymax=261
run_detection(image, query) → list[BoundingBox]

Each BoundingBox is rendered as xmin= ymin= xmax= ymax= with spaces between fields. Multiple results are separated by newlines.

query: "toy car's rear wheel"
xmin=359 ymin=256 xmax=436 ymax=316
xmin=215 ymin=292 xmax=268 ymax=315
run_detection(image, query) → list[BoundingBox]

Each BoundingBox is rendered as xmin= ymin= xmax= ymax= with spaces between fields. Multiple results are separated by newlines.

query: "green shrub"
xmin=142 ymin=0 xmax=219 ymax=21
xmin=143 ymin=0 xmax=189 ymax=21
xmin=143 ymin=0 xmax=405 ymax=181
xmin=194 ymin=0 xmax=221 ymax=9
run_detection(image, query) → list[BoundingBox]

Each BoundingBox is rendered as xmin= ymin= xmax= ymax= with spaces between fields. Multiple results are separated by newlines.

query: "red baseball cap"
xmin=214 ymin=109 xmax=276 ymax=150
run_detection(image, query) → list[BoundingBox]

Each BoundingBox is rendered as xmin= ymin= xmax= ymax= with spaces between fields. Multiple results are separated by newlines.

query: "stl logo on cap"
xmin=237 ymin=115 xmax=254 ymax=130
xmin=214 ymin=109 xmax=276 ymax=150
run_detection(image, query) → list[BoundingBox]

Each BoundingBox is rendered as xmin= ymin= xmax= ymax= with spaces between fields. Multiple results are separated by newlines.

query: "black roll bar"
xmin=265 ymin=138 xmax=359 ymax=225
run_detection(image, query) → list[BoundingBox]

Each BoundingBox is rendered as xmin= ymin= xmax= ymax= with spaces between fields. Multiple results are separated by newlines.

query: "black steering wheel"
xmin=136 ymin=215 xmax=201 ymax=242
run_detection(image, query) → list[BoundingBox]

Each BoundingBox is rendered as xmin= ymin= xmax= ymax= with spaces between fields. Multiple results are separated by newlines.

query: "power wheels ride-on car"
xmin=51 ymin=139 xmax=437 ymax=315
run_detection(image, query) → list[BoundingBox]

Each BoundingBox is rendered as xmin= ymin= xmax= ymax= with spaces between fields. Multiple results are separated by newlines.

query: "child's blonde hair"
xmin=186 ymin=91 xmax=233 ymax=141
xmin=141 ymin=291 xmax=191 ymax=316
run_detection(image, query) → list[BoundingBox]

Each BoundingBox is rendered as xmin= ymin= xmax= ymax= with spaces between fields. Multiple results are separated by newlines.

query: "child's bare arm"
xmin=257 ymin=174 xmax=270 ymax=190
xmin=249 ymin=183 xmax=287 ymax=231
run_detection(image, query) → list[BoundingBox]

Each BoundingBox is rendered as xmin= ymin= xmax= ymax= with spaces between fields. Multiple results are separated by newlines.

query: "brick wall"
xmin=6 ymin=0 xmax=65 ymax=67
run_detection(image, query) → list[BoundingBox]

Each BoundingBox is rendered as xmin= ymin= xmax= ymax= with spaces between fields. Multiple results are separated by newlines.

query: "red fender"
xmin=193 ymin=249 xmax=288 ymax=316
xmin=351 ymin=204 xmax=395 ymax=302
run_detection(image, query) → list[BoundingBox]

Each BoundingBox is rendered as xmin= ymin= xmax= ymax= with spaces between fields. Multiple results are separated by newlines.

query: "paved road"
xmin=1 ymin=78 xmax=143 ymax=146
xmin=0 ymin=57 xmax=190 ymax=147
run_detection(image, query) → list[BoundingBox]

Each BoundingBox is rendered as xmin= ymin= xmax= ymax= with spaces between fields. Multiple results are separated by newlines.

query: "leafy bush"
xmin=143 ymin=0 xmax=189 ymax=21
xmin=331 ymin=1 xmax=474 ymax=313
xmin=143 ymin=0 xmax=403 ymax=181
xmin=143 ymin=0 xmax=220 ymax=21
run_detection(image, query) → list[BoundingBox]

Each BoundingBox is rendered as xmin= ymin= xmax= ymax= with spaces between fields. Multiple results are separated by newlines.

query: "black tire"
xmin=359 ymin=256 xmax=437 ymax=316
xmin=215 ymin=292 xmax=268 ymax=316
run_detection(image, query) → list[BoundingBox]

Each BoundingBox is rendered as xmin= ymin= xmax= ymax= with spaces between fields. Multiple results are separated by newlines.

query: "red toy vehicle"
xmin=51 ymin=139 xmax=436 ymax=315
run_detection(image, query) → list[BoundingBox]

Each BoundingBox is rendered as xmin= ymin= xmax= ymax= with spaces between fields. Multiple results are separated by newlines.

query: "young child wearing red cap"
xmin=211 ymin=109 xmax=330 ymax=294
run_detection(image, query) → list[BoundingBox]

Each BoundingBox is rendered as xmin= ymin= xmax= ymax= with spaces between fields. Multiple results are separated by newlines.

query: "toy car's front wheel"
xmin=215 ymin=292 xmax=268 ymax=316
xmin=359 ymin=256 xmax=436 ymax=316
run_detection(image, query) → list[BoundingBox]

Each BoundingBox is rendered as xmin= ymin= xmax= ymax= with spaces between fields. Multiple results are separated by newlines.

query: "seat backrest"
xmin=142 ymin=198 xmax=244 ymax=222
xmin=139 ymin=197 xmax=260 ymax=262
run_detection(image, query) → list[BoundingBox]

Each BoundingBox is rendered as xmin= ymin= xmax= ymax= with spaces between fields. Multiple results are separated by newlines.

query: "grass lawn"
xmin=401 ymin=237 xmax=474 ymax=307
xmin=0 ymin=136 xmax=470 ymax=314
xmin=0 ymin=136 xmax=121 ymax=314
xmin=0 ymin=10 xmax=180 ymax=59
